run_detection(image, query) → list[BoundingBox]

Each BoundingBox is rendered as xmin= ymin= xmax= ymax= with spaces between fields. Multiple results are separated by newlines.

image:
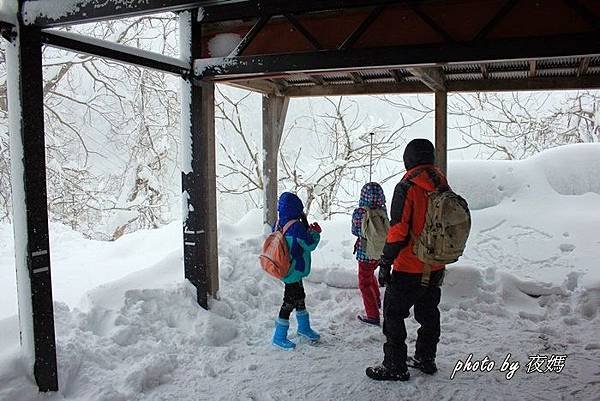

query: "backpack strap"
xmin=404 ymin=167 xmax=426 ymax=183
xmin=421 ymin=263 xmax=432 ymax=287
xmin=280 ymin=219 xmax=298 ymax=235
xmin=406 ymin=166 xmax=449 ymax=192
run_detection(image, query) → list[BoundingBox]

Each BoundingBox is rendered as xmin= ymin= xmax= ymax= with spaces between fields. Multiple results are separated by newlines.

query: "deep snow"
xmin=1 ymin=144 xmax=599 ymax=401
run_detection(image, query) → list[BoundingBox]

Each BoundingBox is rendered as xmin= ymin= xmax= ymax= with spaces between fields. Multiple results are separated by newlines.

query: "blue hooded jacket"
xmin=276 ymin=192 xmax=320 ymax=283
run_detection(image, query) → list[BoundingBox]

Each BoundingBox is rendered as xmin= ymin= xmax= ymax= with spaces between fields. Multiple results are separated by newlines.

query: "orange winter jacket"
xmin=382 ymin=164 xmax=450 ymax=274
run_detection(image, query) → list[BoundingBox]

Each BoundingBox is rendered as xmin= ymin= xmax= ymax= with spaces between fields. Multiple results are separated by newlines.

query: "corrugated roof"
xmin=229 ymin=55 xmax=600 ymax=94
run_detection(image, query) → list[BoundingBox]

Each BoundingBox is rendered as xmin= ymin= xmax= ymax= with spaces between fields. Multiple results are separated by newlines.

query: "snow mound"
xmin=207 ymin=33 xmax=242 ymax=57
xmin=449 ymin=143 xmax=600 ymax=210
xmin=536 ymin=144 xmax=600 ymax=195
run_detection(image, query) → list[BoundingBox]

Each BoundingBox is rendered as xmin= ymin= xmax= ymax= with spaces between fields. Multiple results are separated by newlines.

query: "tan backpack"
xmin=361 ymin=207 xmax=390 ymax=260
xmin=259 ymin=220 xmax=297 ymax=279
xmin=412 ymin=190 xmax=471 ymax=275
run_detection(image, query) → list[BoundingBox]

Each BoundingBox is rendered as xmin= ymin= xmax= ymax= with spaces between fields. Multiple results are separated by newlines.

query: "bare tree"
xmin=379 ymin=91 xmax=600 ymax=161
xmin=214 ymin=86 xmax=263 ymax=207
xmin=213 ymin=93 xmax=429 ymax=219
xmin=279 ymin=97 xmax=425 ymax=217
xmin=0 ymin=14 xmax=182 ymax=239
xmin=448 ymin=92 xmax=600 ymax=160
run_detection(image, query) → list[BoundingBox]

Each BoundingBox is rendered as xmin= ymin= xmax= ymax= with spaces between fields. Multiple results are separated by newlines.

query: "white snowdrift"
xmin=449 ymin=143 xmax=600 ymax=210
xmin=0 ymin=144 xmax=599 ymax=400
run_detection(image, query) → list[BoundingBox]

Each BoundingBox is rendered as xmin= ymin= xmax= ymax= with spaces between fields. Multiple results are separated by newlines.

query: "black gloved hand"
xmin=378 ymin=262 xmax=392 ymax=287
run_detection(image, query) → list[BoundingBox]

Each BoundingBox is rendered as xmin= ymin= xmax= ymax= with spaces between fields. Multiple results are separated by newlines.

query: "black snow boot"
xmin=411 ymin=355 xmax=438 ymax=375
xmin=366 ymin=364 xmax=410 ymax=381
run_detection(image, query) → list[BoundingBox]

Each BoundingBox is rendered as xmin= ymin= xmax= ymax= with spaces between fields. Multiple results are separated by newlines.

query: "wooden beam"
xmin=202 ymin=0 xmax=425 ymax=23
xmin=578 ymin=57 xmax=590 ymax=76
xmin=406 ymin=66 xmax=446 ymax=91
xmin=0 ymin=21 xmax=15 ymax=41
xmin=225 ymin=80 xmax=281 ymax=95
xmin=481 ymin=64 xmax=489 ymax=79
xmin=434 ymin=90 xmax=447 ymax=174
xmin=390 ymin=69 xmax=404 ymax=82
xmin=410 ymin=4 xmax=453 ymax=42
xmin=6 ymin=22 xmax=58 ymax=392
xmin=181 ymin=10 xmax=218 ymax=309
xmin=563 ymin=0 xmax=600 ymax=32
xmin=228 ymin=15 xmax=271 ymax=57
xmin=262 ymin=95 xmax=289 ymax=227
xmin=277 ymin=75 xmax=600 ymax=97
xmin=338 ymin=5 xmax=385 ymax=50
xmin=285 ymin=81 xmax=430 ymax=96
xmin=529 ymin=60 xmax=537 ymax=78
xmin=198 ymin=34 xmax=600 ymax=78
xmin=349 ymin=71 xmax=364 ymax=84
xmin=273 ymin=78 xmax=290 ymax=88
xmin=202 ymin=79 xmax=219 ymax=299
xmin=41 ymin=29 xmax=190 ymax=76
xmin=473 ymin=0 xmax=519 ymax=41
xmin=22 ymin=0 xmax=208 ymax=27
xmin=446 ymin=75 xmax=600 ymax=92
xmin=284 ymin=14 xmax=323 ymax=50
xmin=307 ymin=74 xmax=326 ymax=85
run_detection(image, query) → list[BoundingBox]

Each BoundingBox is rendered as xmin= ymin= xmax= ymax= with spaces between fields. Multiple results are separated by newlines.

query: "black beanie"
xmin=403 ymin=138 xmax=435 ymax=170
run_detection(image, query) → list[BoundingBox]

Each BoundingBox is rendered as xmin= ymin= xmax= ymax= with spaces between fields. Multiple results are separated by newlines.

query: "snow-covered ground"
xmin=1 ymin=144 xmax=599 ymax=401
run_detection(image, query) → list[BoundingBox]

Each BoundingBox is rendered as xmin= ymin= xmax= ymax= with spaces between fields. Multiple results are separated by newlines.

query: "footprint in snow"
xmin=559 ymin=243 xmax=575 ymax=253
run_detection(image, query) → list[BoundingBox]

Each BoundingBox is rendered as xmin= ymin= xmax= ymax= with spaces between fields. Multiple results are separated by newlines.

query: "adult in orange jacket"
xmin=367 ymin=138 xmax=449 ymax=381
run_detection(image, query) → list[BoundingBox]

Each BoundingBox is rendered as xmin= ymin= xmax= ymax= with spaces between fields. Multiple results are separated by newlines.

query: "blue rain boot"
xmin=272 ymin=318 xmax=296 ymax=349
xmin=296 ymin=310 xmax=320 ymax=341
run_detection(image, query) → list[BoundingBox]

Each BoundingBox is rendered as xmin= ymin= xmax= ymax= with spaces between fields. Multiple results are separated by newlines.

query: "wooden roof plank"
xmin=276 ymin=75 xmax=600 ymax=97
xmin=406 ymin=66 xmax=446 ymax=91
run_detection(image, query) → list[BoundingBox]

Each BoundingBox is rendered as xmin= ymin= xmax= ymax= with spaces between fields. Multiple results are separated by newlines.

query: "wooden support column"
xmin=434 ymin=90 xmax=448 ymax=174
xmin=181 ymin=11 xmax=218 ymax=308
xmin=6 ymin=21 xmax=58 ymax=391
xmin=262 ymin=95 xmax=289 ymax=228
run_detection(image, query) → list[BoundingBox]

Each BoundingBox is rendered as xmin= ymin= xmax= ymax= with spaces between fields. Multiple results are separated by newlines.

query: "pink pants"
xmin=358 ymin=260 xmax=381 ymax=319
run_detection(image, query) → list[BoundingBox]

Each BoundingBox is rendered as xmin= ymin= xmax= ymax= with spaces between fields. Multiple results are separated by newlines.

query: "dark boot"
xmin=357 ymin=315 xmax=380 ymax=327
xmin=411 ymin=355 xmax=437 ymax=374
xmin=366 ymin=364 xmax=410 ymax=381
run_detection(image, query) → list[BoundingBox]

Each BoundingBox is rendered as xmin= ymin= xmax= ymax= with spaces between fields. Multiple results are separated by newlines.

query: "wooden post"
xmin=181 ymin=11 xmax=218 ymax=308
xmin=262 ymin=95 xmax=289 ymax=228
xmin=434 ymin=90 xmax=448 ymax=174
xmin=6 ymin=22 xmax=58 ymax=392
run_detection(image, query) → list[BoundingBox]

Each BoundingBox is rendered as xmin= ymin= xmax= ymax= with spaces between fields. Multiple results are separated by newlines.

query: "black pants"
xmin=382 ymin=269 xmax=444 ymax=371
xmin=279 ymin=281 xmax=306 ymax=319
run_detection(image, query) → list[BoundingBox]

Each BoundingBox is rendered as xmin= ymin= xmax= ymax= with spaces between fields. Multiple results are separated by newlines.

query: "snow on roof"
xmin=22 ymin=0 xmax=86 ymax=25
xmin=207 ymin=33 xmax=241 ymax=57
xmin=0 ymin=0 xmax=17 ymax=24
xmin=194 ymin=56 xmax=239 ymax=76
xmin=45 ymin=29 xmax=190 ymax=70
xmin=21 ymin=0 xmax=141 ymax=25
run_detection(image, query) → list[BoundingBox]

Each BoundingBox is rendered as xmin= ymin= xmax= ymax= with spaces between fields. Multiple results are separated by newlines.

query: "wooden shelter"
xmin=0 ymin=0 xmax=598 ymax=392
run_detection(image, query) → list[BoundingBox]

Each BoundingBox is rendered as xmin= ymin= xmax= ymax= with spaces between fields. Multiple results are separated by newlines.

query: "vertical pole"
xmin=262 ymin=94 xmax=289 ymax=228
xmin=434 ymin=90 xmax=448 ymax=174
xmin=6 ymin=21 xmax=58 ymax=391
xmin=181 ymin=11 xmax=219 ymax=308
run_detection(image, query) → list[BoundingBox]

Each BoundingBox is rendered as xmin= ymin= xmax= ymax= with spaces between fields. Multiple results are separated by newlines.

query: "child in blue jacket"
xmin=272 ymin=192 xmax=322 ymax=349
